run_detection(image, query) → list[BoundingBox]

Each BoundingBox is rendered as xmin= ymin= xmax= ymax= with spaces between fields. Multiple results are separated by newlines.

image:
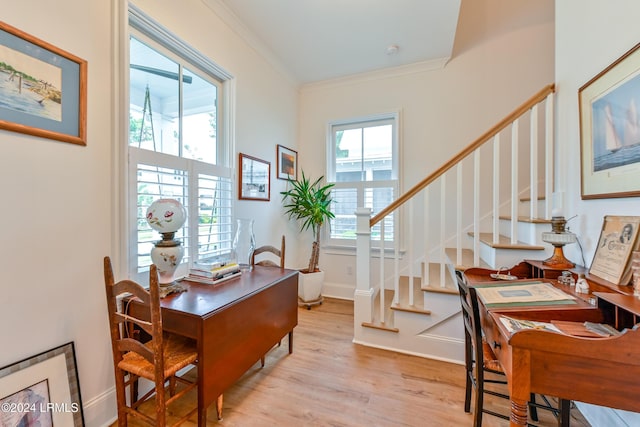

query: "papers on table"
xmin=475 ymin=281 xmax=575 ymax=306
xmin=499 ymin=315 xmax=562 ymax=333
xmin=499 ymin=317 xmax=621 ymax=338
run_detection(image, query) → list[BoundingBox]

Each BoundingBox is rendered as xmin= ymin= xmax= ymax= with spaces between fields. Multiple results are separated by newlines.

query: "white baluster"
xmin=493 ymin=134 xmax=500 ymax=244
xmin=424 ymin=187 xmax=430 ymax=286
xmin=456 ymin=163 xmax=462 ymax=266
xmin=379 ymin=219 xmax=385 ymax=322
xmin=530 ymin=105 xmax=539 ymax=220
xmin=511 ymin=119 xmax=519 ymax=244
xmin=474 ymin=150 xmax=480 ymax=267
xmin=440 ymin=175 xmax=446 ymax=288
xmin=545 ymin=93 xmax=554 ymax=219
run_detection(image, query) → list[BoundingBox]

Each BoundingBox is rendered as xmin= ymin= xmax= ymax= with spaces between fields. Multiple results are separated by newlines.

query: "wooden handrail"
xmin=370 ymin=83 xmax=555 ymax=227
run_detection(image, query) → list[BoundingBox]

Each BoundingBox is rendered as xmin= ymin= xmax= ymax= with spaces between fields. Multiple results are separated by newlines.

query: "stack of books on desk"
xmin=187 ymin=261 xmax=241 ymax=285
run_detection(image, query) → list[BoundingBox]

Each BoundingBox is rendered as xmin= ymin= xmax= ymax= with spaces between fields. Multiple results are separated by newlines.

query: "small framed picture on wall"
xmin=277 ymin=144 xmax=297 ymax=180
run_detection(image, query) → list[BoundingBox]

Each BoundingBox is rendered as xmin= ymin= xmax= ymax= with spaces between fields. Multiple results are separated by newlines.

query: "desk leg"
xmin=510 ymin=398 xmax=528 ymax=426
xmin=198 ymin=399 xmax=207 ymax=426
xmin=289 ymin=331 xmax=293 ymax=354
xmin=216 ymin=394 xmax=223 ymax=420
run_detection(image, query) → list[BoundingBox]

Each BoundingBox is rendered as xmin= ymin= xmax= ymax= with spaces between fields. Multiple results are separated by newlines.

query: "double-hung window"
xmin=327 ymin=112 xmax=399 ymax=248
xmin=128 ymin=7 xmax=233 ymax=281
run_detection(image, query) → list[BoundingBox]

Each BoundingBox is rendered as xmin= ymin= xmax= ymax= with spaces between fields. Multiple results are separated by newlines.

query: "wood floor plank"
xmin=111 ymin=298 xmax=590 ymax=426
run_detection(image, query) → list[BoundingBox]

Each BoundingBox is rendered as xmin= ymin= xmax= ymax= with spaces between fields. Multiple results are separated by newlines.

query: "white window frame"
xmin=326 ymin=112 xmax=401 ymax=250
xmin=125 ymin=5 xmax=236 ymax=282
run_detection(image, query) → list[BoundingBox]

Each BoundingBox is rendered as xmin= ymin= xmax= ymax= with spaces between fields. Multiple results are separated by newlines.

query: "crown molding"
xmin=201 ymin=0 xmax=299 ymax=85
xmin=300 ymin=57 xmax=450 ymax=93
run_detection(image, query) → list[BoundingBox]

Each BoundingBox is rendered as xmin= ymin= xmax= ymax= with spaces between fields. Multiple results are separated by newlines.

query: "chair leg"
xmin=464 ymin=335 xmax=473 ymax=413
xmin=464 ymin=371 xmax=472 ymax=413
xmin=288 ymin=331 xmax=293 ymax=354
xmin=115 ymin=370 xmax=128 ymax=427
xmin=529 ymin=393 xmax=539 ymax=421
xmin=558 ymin=399 xmax=571 ymax=427
xmin=155 ymin=382 xmax=166 ymax=427
xmin=473 ymin=366 xmax=484 ymax=427
xmin=260 ymin=356 xmax=265 ymax=367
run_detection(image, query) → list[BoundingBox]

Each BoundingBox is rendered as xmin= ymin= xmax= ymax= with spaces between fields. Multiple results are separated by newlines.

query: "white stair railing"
xmin=354 ymin=84 xmax=556 ymax=331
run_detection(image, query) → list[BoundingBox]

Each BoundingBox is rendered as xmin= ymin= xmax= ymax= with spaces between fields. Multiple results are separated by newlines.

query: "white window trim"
xmin=326 ymin=111 xmax=401 ymax=181
xmin=117 ymin=4 xmax=236 ymax=281
xmin=325 ymin=111 xmax=403 ymax=250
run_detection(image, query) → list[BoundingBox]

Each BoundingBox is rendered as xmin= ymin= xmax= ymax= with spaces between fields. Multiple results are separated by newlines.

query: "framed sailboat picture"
xmin=0 ymin=21 xmax=87 ymax=146
xmin=579 ymin=42 xmax=640 ymax=199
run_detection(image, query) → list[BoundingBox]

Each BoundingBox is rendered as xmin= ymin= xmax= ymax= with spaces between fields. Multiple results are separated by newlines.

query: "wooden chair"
xmin=251 ymin=235 xmax=285 ymax=268
xmin=455 ymin=270 xmax=570 ymax=427
xmin=104 ymin=256 xmax=199 ymax=426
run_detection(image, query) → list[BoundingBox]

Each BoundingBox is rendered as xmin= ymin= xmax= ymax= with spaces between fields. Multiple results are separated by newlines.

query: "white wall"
xmin=557 ymin=0 xmax=640 ymax=268
xmin=0 ymin=0 xmax=298 ymax=425
xmin=298 ymin=0 xmax=555 ymax=298
xmin=1 ymin=1 xmax=115 ymax=425
xmin=556 ymin=1 xmax=640 ymax=425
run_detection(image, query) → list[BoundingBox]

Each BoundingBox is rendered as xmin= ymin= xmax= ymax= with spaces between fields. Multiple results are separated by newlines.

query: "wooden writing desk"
xmin=464 ymin=268 xmax=640 ymax=426
xmin=129 ymin=266 xmax=299 ymax=425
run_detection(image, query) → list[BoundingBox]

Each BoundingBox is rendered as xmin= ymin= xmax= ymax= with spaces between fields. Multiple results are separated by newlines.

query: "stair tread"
xmin=444 ymin=248 xmax=491 ymax=270
xmin=468 ymin=232 xmax=545 ymax=250
xmin=361 ymin=321 xmax=399 ymax=332
xmin=421 ymin=283 xmax=459 ymax=295
xmin=392 ymin=277 xmax=431 ymax=315
xmin=362 ymin=289 xmax=398 ymax=332
xmin=498 ymin=215 xmax=552 ymax=224
xmin=520 ymin=196 xmax=546 ymax=202
xmin=420 ymin=262 xmax=458 ymax=294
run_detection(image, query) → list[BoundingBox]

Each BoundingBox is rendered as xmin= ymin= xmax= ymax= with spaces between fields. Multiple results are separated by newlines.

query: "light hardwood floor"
xmin=113 ymin=297 xmax=590 ymax=426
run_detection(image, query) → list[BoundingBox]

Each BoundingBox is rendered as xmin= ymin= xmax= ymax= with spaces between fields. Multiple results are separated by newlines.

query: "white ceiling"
xmin=202 ymin=0 xmax=462 ymax=84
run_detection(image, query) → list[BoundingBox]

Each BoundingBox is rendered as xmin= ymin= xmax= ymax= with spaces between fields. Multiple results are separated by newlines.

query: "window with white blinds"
xmin=129 ymin=151 xmax=233 ymax=275
xmin=327 ymin=113 xmax=400 ymax=248
xmin=128 ymin=6 xmax=233 ymax=279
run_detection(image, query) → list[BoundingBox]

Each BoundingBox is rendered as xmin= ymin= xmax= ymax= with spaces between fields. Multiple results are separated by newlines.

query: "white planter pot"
xmin=298 ymin=270 xmax=324 ymax=302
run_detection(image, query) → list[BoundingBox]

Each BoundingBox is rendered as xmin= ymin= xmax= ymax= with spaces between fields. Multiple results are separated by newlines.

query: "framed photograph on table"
xmin=0 ymin=21 xmax=87 ymax=146
xmin=0 ymin=342 xmax=84 ymax=426
xmin=276 ymin=144 xmax=297 ymax=180
xmin=589 ymin=215 xmax=640 ymax=285
xmin=239 ymin=153 xmax=270 ymax=201
xmin=579 ymin=42 xmax=640 ymax=199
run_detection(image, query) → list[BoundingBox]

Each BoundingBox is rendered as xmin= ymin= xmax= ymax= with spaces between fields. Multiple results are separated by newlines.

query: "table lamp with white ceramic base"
xmin=146 ymin=198 xmax=187 ymax=287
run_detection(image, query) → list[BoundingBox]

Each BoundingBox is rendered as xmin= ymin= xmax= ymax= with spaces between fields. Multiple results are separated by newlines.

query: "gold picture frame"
xmin=589 ymin=215 xmax=640 ymax=285
xmin=0 ymin=21 xmax=87 ymax=146
xmin=579 ymin=42 xmax=640 ymax=199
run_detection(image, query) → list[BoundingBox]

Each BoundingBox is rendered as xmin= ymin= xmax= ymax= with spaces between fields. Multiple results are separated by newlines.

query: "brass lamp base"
xmin=543 ymin=245 xmax=575 ymax=269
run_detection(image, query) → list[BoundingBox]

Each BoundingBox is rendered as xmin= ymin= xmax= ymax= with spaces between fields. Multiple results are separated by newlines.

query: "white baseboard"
xmin=82 ymin=386 xmax=117 ymax=427
xmin=575 ymin=402 xmax=640 ymax=427
xmin=323 ymin=281 xmax=355 ymax=300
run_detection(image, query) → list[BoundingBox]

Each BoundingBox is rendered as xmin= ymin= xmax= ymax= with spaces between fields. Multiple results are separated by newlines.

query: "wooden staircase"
xmin=362 ymin=219 xmax=551 ymax=334
xmin=354 ymin=84 xmax=557 ymax=363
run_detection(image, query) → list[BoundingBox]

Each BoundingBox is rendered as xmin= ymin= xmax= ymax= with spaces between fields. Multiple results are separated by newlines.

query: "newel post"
xmin=354 ymin=207 xmax=374 ymax=332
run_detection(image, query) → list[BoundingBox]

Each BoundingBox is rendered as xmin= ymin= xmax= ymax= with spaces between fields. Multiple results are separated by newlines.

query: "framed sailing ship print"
xmin=579 ymin=42 xmax=640 ymax=199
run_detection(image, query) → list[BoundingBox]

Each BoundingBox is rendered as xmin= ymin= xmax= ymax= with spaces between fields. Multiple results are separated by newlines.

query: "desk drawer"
xmin=481 ymin=309 xmax=510 ymax=370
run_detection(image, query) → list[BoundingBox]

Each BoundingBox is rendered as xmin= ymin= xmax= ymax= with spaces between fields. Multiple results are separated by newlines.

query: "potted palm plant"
xmin=281 ymin=170 xmax=335 ymax=304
